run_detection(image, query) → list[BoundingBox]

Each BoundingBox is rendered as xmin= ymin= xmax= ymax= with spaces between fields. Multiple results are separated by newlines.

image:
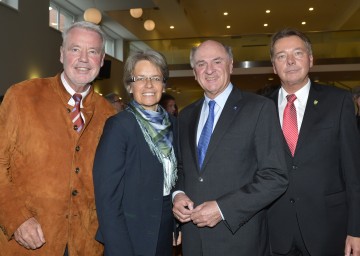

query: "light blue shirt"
xmin=196 ymin=83 xmax=233 ymax=144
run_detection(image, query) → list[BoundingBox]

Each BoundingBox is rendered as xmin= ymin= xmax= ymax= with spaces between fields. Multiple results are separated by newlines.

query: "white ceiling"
xmin=56 ymin=0 xmax=360 ymax=101
xmin=60 ymin=0 xmax=360 ymax=40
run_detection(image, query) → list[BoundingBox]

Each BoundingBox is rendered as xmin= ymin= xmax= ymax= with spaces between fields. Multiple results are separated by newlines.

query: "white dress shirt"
xmin=61 ymin=72 xmax=90 ymax=123
xmin=278 ymin=79 xmax=311 ymax=131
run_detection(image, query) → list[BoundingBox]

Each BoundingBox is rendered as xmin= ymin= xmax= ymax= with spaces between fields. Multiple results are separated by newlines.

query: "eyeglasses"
xmin=130 ymin=76 xmax=165 ymax=85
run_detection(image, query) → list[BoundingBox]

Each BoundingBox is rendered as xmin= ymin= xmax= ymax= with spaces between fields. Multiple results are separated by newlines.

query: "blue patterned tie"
xmin=198 ymin=100 xmax=216 ymax=169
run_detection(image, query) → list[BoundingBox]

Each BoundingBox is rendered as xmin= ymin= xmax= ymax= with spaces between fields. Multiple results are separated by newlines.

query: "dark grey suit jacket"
xmin=176 ymin=86 xmax=288 ymax=256
xmin=93 ymin=110 xmax=177 ymax=256
xmin=267 ymin=83 xmax=360 ymax=255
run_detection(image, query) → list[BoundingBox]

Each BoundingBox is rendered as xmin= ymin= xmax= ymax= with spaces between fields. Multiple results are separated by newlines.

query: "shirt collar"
xmin=279 ymin=79 xmax=311 ymax=106
xmin=204 ymin=82 xmax=233 ymax=109
xmin=61 ymin=72 xmax=90 ymax=100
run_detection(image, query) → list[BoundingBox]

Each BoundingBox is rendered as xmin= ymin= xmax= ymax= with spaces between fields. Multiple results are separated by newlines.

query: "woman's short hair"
xmin=123 ymin=50 xmax=169 ymax=94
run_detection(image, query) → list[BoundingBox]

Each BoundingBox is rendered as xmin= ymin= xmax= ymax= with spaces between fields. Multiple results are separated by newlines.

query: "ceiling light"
xmin=226 ymin=25 xmax=231 ymax=29
xmin=223 ymin=12 xmax=228 ymax=16
xmin=170 ymin=26 xmax=174 ymax=29
xmin=83 ymin=8 xmax=102 ymax=24
xmin=130 ymin=8 xmax=143 ymax=18
xmin=301 ymin=21 xmax=306 ymax=25
xmin=309 ymin=7 xmax=314 ymax=11
xmin=266 ymin=10 xmax=270 ymax=13
xmin=264 ymin=23 xmax=268 ymax=27
xmin=144 ymin=19 xmax=155 ymax=31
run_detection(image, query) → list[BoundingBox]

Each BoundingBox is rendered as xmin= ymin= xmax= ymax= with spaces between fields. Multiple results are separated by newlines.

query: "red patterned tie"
xmin=283 ymin=94 xmax=298 ymax=156
xmin=71 ymin=94 xmax=84 ymax=133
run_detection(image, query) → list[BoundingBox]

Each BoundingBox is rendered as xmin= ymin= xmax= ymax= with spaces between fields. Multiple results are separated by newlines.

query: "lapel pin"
xmin=313 ymin=100 xmax=318 ymax=106
xmin=233 ymin=106 xmax=238 ymax=110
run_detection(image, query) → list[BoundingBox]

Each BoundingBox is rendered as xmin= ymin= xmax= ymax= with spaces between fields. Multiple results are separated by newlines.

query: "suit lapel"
xmin=271 ymin=89 xmax=293 ymax=156
xmin=188 ymin=99 xmax=204 ymax=172
xmin=201 ymin=88 xmax=243 ymax=171
xmin=295 ymin=84 xmax=321 ymax=154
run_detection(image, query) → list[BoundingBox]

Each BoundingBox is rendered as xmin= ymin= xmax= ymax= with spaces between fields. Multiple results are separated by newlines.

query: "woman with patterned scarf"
xmin=93 ymin=50 xmax=178 ymax=256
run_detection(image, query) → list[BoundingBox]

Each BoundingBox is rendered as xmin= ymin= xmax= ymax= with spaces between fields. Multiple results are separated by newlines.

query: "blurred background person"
xmin=160 ymin=93 xmax=177 ymax=116
xmin=93 ymin=49 xmax=178 ymax=256
xmin=352 ymin=86 xmax=360 ymax=130
xmin=105 ymin=92 xmax=126 ymax=113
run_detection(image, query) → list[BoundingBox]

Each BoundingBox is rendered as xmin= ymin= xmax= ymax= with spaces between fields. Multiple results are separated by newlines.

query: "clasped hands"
xmin=172 ymin=193 xmax=222 ymax=228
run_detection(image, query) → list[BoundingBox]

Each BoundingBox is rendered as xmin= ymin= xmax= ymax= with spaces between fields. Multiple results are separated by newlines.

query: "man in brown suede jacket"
xmin=0 ymin=21 xmax=115 ymax=255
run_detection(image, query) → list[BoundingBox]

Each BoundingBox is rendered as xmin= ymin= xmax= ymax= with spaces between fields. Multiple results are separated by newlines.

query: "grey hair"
xmin=62 ymin=21 xmax=106 ymax=53
xmin=270 ymin=28 xmax=313 ymax=62
xmin=123 ymin=50 xmax=169 ymax=93
xmin=189 ymin=41 xmax=233 ymax=68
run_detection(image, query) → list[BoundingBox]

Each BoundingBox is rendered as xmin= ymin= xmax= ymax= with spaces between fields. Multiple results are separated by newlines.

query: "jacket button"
xmin=72 ymin=189 xmax=78 ymax=196
xmin=289 ymin=198 xmax=295 ymax=203
xmin=75 ymin=167 xmax=80 ymax=174
xmin=198 ymin=177 xmax=204 ymax=182
xmin=73 ymin=125 xmax=78 ymax=130
xmin=292 ymin=165 xmax=298 ymax=170
xmin=75 ymin=146 xmax=80 ymax=151
xmin=67 ymin=108 xmax=71 ymax=113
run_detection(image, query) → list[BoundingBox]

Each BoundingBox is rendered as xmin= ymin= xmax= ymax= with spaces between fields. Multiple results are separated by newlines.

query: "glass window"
xmin=49 ymin=1 xmax=74 ymax=32
xmin=0 ymin=0 xmax=19 ymax=10
xmin=0 ymin=0 xmax=18 ymax=9
xmin=105 ymin=37 xmax=115 ymax=57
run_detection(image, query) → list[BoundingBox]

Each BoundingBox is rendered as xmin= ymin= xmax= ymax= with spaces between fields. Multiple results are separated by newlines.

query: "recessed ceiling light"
xmin=266 ymin=10 xmax=270 ymax=14
xmin=226 ymin=25 xmax=231 ymax=29
xmin=301 ymin=21 xmax=306 ymax=25
xmin=264 ymin=23 xmax=268 ymax=27
xmin=170 ymin=26 xmax=174 ymax=29
xmin=309 ymin=7 xmax=314 ymax=11
xmin=223 ymin=12 xmax=228 ymax=16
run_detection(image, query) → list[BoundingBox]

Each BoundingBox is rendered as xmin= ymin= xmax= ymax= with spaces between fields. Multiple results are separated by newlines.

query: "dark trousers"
xmin=155 ymin=195 xmax=173 ymax=256
xmin=64 ymin=245 xmax=69 ymax=256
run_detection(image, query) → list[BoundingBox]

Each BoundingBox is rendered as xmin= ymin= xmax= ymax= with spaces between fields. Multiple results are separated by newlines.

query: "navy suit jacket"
xmin=93 ymin=110 xmax=177 ymax=256
xmin=267 ymin=83 xmax=360 ymax=255
xmin=176 ymin=86 xmax=288 ymax=256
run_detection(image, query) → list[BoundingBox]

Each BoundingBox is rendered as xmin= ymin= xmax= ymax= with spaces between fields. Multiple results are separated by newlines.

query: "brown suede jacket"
xmin=0 ymin=74 xmax=116 ymax=255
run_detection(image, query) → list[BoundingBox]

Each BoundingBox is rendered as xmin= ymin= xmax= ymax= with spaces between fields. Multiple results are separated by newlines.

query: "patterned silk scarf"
xmin=127 ymin=100 xmax=177 ymax=193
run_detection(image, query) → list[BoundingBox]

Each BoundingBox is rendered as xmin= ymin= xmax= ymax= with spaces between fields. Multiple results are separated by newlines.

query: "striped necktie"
xmin=71 ymin=94 xmax=84 ymax=133
xmin=283 ymin=94 xmax=298 ymax=156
